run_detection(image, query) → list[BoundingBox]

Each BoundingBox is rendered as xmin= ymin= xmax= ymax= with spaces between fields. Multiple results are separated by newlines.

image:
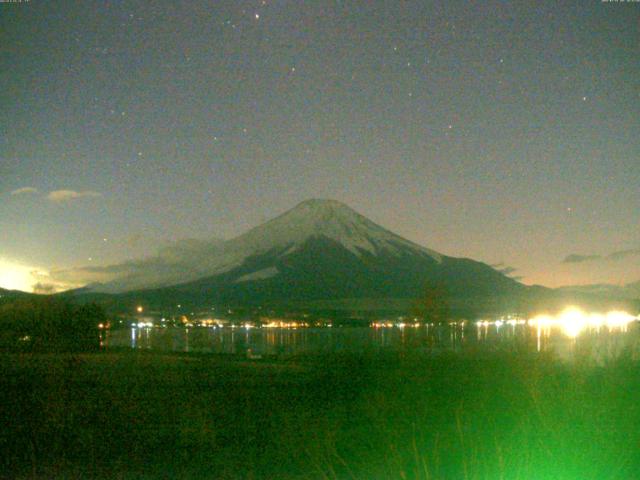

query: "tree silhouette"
xmin=412 ymin=281 xmax=451 ymax=323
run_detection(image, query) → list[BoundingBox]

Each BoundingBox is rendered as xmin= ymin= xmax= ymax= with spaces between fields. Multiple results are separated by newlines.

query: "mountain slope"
xmin=84 ymin=199 xmax=446 ymax=294
xmin=74 ymin=199 xmax=533 ymax=315
xmin=173 ymin=235 xmax=523 ymax=303
xmin=0 ymin=288 xmax=38 ymax=305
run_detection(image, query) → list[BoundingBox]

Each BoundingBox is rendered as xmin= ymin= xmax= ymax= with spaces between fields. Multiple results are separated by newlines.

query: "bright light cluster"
xmin=528 ymin=307 xmax=638 ymax=338
xmin=263 ymin=321 xmax=309 ymax=328
xmin=133 ymin=321 xmax=154 ymax=328
xmin=476 ymin=318 xmax=527 ymax=328
xmin=371 ymin=321 xmax=423 ymax=329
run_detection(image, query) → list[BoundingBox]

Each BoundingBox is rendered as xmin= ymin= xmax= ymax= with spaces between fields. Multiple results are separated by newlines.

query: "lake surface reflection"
xmin=105 ymin=320 xmax=640 ymax=362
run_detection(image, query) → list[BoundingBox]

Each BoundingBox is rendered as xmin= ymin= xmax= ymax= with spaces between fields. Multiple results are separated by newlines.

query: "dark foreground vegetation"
xmin=0 ymin=298 xmax=104 ymax=352
xmin=1 ymin=346 xmax=639 ymax=480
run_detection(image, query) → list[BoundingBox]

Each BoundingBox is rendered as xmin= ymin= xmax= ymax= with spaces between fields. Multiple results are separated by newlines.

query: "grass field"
xmin=1 ymin=347 xmax=639 ymax=479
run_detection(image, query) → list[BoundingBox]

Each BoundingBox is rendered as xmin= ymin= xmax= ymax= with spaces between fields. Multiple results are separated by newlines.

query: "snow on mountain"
xmin=234 ymin=266 xmax=280 ymax=283
xmin=230 ymin=199 xmax=443 ymax=261
xmin=68 ymin=199 xmax=444 ymax=293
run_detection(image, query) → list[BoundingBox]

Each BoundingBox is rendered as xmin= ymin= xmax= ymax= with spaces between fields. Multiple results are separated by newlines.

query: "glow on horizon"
xmin=0 ymin=258 xmax=39 ymax=292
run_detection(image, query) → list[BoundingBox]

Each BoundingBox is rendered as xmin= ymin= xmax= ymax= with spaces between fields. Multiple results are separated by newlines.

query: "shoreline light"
xmin=529 ymin=307 xmax=637 ymax=338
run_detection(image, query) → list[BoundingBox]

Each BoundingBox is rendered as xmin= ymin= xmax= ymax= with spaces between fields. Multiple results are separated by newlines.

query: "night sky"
xmin=1 ymin=0 xmax=639 ymax=292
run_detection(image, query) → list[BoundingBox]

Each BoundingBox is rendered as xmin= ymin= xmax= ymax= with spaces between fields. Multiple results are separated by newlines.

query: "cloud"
xmin=497 ymin=266 xmax=518 ymax=275
xmin=0 ymin=258 xmax=81 ymax=293
xmin=9 ymin=187 xmax=103 ymax=203
xmin=491 ymin=263 xmax=519 ymax=277
xmin=29 ymin=269 xmax=83 ymax=293
xmin=32 ymin=282 xmax=58 ymax=294
xmin=47 ymin=190 xmax=102 ymax=202
xmin=47 ymin=238 xmax=226 ymax=293
xmin=562 ymin=254 xmax=602 ymax=264
xmin=606 ymin=248 xmax=640 ymax=261
xmin=10 ymin=187 xmax=39 ymax=195
xmin=563 ymin=248 xmax=640 ymax=264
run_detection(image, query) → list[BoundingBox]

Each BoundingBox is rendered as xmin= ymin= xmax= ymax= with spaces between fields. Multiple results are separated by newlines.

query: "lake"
xmin=105 ymin=316 xmax=640 ymax=362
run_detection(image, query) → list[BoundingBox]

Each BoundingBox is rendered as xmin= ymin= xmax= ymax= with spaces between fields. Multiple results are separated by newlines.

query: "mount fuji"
xmin=70 ymin=199 xmax=533 ymax=315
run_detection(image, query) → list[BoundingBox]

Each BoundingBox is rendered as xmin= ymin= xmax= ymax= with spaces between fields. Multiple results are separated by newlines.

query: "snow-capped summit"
xmin=235 ymin=199 xmax=443 ymax=261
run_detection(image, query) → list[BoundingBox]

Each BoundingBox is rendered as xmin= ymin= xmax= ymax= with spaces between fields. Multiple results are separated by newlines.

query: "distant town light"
xmin=136 ymin=305 xmax=143 ymax=313
xmin=529 ymin=307 xmax=637 ymax=339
